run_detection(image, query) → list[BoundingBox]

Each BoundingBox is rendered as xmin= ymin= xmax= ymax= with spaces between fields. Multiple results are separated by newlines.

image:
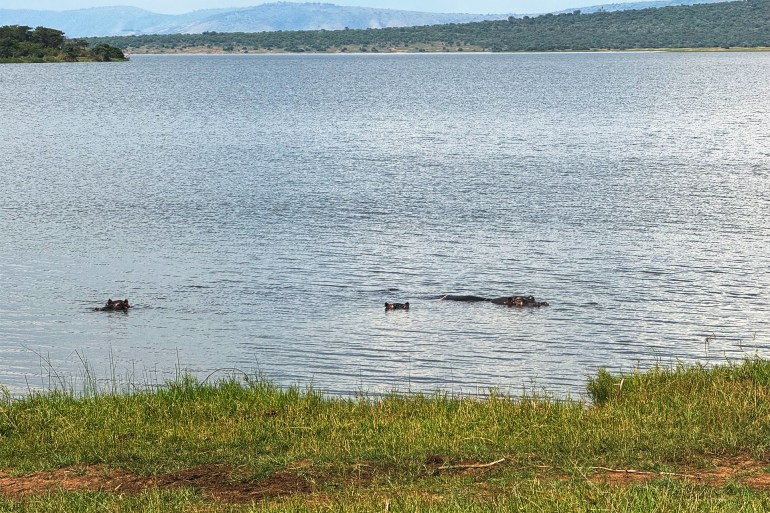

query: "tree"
xmin=31 ymin=26 xmax=65 ymax=49
xmin=0 ymin=37 xmax=18 ymax=58
xmin=0 ymin=25 xmax=31 ymax=42
xmin=89 ymin=43 xmax=125 ymax=61
xmin=0 ymin=24 xmax=126 ymax=62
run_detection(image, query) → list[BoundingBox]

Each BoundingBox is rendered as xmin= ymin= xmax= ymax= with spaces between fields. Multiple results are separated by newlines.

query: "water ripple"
xmin=1 ymin=52 xmax=769 ymax=396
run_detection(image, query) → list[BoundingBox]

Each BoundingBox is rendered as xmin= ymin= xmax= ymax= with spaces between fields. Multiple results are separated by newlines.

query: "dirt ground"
xmin=1 ymin=457 xmax=769 ymax=503
xmin=0 ymin=464 xmax=311 ymax=502
xmin=588 ymin=456 xmax=770 ymax=488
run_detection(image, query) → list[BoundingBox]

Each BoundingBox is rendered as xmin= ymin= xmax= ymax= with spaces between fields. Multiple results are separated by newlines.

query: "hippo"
xmin=440 ymin=295 xmax=549 ymax=307
xmin=439 ymin=295 xmax=488 ymax=302
xmin=493 ymin=295 xmax=550 ymax=307
xmin=96 ymin=298 xmax=131 ymax=312
xmin=507 ymin=295 xmax=549 ymax=307
xmin=385 ymin=302 xmax=410 ymax=311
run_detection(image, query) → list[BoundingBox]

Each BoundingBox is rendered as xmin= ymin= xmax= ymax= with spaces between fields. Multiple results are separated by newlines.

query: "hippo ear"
xmin=404 ymin=302 xmax=409 ymax=309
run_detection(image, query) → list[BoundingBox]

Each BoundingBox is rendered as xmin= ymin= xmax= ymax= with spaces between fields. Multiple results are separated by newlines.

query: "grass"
xmin=2 ymin=358 xmax=770 ymax=510
xmin=3 ymin=482 xmax=770 ymax=512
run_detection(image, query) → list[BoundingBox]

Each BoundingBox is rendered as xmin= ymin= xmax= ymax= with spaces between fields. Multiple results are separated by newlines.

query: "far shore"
xmin=123 ymin=46 xmax=770 ymax=56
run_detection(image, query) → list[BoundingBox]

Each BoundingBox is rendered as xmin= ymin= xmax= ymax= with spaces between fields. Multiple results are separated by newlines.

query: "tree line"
xmin=86 ymin=0 xmax=769 ymax=53
xmin=0 ymin=25 xmax=125 ymax=62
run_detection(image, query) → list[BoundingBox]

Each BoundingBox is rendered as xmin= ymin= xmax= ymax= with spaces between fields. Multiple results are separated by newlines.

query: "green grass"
xmin=3 ymin=358 xmax=770 ymax=510
xmin=2 ymin=481 xmax=770 ymax=512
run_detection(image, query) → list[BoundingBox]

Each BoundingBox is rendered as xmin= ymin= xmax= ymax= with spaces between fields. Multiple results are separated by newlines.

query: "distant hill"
xmin=0 ymin=3 xmax=507 ymax=37
xmin=0 ymin=0 xmax=732 ymax=38
xmin=169 ymin=4 xmax=509 ymax=33
xmin=89 ymin=0 xmax=770 ymax=53
xmin=0 ymin=7 xmax=230 ymax=37
xmin=555 ymin=0 xmax=729 ymax=13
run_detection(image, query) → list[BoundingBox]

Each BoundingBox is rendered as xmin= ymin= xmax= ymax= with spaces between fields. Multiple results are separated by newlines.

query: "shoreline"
xmin=0 ymin=57 xmax=129 ymax=64
xmin=123 ymin=46 xmax=770 ymax=55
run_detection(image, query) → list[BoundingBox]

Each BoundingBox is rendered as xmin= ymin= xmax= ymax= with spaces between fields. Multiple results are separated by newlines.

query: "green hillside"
xmin=88 ymin=0 xmax=770 ymax=53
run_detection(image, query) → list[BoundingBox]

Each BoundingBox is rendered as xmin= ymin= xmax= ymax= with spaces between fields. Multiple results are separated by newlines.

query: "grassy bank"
xmin=2 ymin=359 xmax=770 ymax=511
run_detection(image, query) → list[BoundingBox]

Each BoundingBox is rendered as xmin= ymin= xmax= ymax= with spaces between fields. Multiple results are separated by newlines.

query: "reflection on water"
xmin=1 ymin=52 xmax=769 ymax=396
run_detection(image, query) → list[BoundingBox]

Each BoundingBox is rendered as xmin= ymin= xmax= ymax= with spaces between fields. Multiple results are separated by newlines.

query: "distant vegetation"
xmin=0 ymin=25 xmax=125 ymax=62
xmin=87 ymin=0 xmax=770 ymax=53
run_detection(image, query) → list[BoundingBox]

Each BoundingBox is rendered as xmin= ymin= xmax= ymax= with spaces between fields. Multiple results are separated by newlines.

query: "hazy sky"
xmin=2 ymin=0 xmax=636 ymax=15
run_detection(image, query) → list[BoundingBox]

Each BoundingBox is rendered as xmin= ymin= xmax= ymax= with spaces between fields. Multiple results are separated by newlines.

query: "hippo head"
xmin=114 ymin=299 xmax=130 ymax=310
xmin=385 ymin=302 xmax=410 ymax=311
xmin=97 ymin=298 xmax=130 ymax=311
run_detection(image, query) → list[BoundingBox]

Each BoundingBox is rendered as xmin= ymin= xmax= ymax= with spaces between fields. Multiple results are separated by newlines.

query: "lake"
xmin=1 ymin=52 xmax=769 ymax=397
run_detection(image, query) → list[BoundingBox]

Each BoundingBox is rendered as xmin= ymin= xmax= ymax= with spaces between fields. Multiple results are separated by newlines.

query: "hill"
xmin=0 ymin=3 xmax=507 ymax=38
xmin=87 ymin=0 xmax=770 ymax=53
xmin=554 ymin=0 xmax=729 ymax=13
xmin=0 ymin=0 xmax=735 ymax=38
xmin=169 ymin=3 xmax=509 ymax=33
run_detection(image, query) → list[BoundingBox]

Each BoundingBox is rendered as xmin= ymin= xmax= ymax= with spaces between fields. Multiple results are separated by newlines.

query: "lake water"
xmin=1 ymin=52 xmax=769 ymax=398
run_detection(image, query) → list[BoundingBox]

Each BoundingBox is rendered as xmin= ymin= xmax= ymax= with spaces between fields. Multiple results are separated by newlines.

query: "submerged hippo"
xmin=385 ymin=302 xmax=410 ymax=311
xmin=495 ymin=295 xmax=550 ymax=307
xmin=96 ymin=298 xmax=131 ymax=312
xmin=440 ymin=295 xmax=549 ymax=307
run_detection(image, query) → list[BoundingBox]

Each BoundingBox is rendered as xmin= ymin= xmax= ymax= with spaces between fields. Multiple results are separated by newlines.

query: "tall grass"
xmin=3 ymin=359 xmax=770 ymax=510
xmin=2 ymin=358 xmax=770 ymax=474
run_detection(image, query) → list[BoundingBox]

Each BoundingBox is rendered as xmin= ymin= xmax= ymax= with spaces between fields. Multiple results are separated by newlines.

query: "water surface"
xmin=1 ymin=52 xmax=769 ymax=396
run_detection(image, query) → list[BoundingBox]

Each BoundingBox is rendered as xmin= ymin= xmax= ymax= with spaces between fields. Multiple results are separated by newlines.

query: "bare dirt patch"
xmin=0 ymin=464 xmax=312 ymax=503
xmin=589 ymin=456 xmax=770 ymax=488
xmin=3 ymin=457 xmax=770 ymax=502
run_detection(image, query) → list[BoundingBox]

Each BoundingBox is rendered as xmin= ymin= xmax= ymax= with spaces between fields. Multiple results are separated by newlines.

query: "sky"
xmin=0 ymin=0 xmax=638 ymax=15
